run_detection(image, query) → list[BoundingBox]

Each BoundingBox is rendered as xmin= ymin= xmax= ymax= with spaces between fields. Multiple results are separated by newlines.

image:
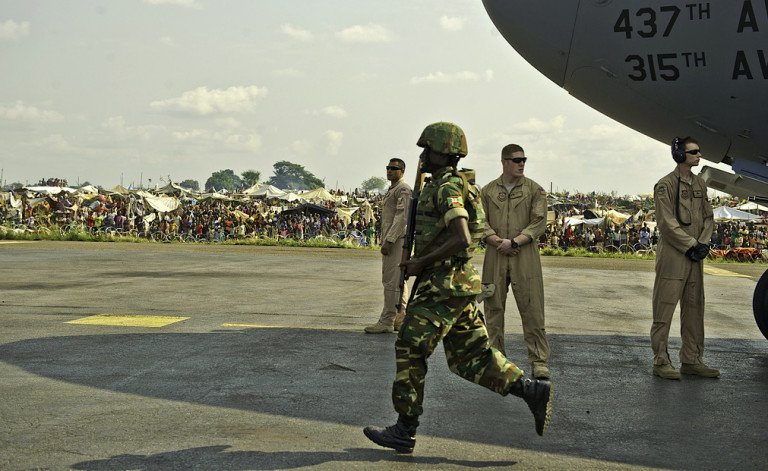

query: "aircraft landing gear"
xmin=751 ymin=269 xmax=768 ymax=340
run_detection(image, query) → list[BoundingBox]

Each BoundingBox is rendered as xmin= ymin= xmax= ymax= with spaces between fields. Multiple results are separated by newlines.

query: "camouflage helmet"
xmin=416 ymin=122 xmax=468 ymax=157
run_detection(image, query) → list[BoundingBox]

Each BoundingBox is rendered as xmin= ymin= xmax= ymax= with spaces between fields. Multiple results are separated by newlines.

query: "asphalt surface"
xmin=1 ymin=241 xmax=766 ymax=471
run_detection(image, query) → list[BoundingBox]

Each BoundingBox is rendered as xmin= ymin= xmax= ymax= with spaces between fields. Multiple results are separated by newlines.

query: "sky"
xmin=0 ymin=0 xmax=730 ymax=195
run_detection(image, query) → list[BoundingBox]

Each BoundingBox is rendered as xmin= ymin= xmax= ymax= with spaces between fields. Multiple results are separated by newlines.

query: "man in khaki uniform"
xmin=651 ymin=136 xmax=718 ymax=379
xmin=365 ymin=158 xmax=412 ymax=334
xmin=480 ymin=144 xmax=550 ymax=379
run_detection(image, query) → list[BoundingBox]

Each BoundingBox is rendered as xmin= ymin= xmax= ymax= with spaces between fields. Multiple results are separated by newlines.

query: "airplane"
xmin=481 ymin=0 xmax=768 ymax=339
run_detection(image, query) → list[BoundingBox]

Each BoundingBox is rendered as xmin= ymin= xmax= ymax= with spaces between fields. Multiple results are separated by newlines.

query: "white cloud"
xmin=0 ymin=101 xmax=63 ymax=122
xmin=142 ymin=0 xmax=202 ymax=9
xmin=0 ymin=20 xmax=30 ymax=40
xmin=410 ymin=70 xmax=492 ymax=85
xmin=150 ymin=86 xmax=268 ymax=116
xmin=321 ymin=106 xmax=347 ymax=119
xmin=281 ymin=24 xmax=313 ymax=41
xmin=324 ymin=130 xmax=343 ymax=154
xmin=440 ymin=16 xmax=466 ymax=31
xmin=335 ymin=24 xmax=393 ymax=43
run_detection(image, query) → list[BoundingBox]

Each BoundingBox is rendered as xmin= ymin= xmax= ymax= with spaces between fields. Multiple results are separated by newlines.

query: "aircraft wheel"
xmin=751 ymin=269 xmax=768 ymax=340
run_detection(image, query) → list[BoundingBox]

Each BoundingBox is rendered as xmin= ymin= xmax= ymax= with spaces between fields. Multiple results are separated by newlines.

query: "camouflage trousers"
xmin=392 ymin=290 xmax=524 ymax=418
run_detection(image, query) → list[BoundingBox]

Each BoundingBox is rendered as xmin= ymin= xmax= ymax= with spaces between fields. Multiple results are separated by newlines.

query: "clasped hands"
xmin=685 ymin=243 xmax=710 ymax=262
xmin=497 ymin=238 xmax=520 ymax=256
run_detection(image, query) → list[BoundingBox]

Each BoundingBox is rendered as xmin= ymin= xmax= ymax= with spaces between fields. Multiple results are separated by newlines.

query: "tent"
xmin=300 ymin=187 xmax=338 ymax=202
xmin=737 ymin=202 xmax=768 ymax=212
xmin=144 ymin=195 xmax=181 ymax=213
xmin=712 ymin=206 xmax=763 ymax=222
xmin=244 ymin=184 xmax=287 ymax=199
xmin=280 ymin=203 xmax=335 ymax=216
xmin=107 ymin=185 xmax=131 ymax=195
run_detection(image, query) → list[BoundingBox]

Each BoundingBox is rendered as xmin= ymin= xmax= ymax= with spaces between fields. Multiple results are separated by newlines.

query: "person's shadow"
xmin=71 ymin=445 xmax=518 ymax=470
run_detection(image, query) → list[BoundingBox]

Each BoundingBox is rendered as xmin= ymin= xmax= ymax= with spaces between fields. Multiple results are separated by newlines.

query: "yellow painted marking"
xmin=67 ymin=314 xmax=189 ymax=327
xmin=703 ymin=266 xmax=751 ymax=278
xmin=222 ymin=323 xmax=360 ymax=332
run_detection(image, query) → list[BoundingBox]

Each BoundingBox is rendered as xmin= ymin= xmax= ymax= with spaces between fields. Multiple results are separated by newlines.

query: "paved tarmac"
xmin=1 ymin=241 xmax=766 ymax=470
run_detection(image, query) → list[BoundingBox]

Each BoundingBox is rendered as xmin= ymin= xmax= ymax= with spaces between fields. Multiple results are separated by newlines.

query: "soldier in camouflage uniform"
xmin=364 ymin=122 xmax=553 ymax=454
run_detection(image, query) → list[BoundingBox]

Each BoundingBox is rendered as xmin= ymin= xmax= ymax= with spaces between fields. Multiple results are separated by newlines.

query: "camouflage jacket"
xmin=413 ymin=166 xmax=485 ymax=296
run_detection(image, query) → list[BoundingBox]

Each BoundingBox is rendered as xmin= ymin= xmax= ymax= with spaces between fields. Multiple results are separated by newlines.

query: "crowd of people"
xmin=2 ymin=178 xmax=767 ymax=255
xmin=0 ymin=183 xmax=382 ymax=245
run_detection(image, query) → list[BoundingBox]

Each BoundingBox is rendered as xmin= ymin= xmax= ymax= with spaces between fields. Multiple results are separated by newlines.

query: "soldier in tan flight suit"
xmin=651 ymin=136 xmax=718 ymax=379
xmin=480 ymin=144 xmax=550 ymax=379
xmin=365 ymin=158 xmax=412 ymax=334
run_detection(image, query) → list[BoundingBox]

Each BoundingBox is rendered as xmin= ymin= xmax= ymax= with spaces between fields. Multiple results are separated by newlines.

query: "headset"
xmin=671 ymin=136 xmax=689 ymax=163
xmin=671 ymin=136 xmax=692 ymax=225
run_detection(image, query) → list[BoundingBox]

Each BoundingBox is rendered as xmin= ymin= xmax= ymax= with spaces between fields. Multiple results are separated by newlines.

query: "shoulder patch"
xmin=401 ymin=188 xmax=410 ymax=193
xmin=656 ymin=185 xmax=666 ymax=196
xmin=540 ymin=188 xmax=547 ymax=195
xmin=447 ymin=195 xmax=464 ymax=208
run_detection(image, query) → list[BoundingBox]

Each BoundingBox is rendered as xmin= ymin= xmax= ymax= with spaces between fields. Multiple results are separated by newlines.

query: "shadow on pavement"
xmin=70 ymin=445 xmax=517 ymax=470
xmin=1 ymin=329 xmax=767 ymax=470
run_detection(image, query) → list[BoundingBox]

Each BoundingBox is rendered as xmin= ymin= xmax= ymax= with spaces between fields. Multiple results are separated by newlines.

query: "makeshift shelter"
xmin=244 ymin=185 xmax=287 ymax=199
xmin=737 ymin=202 xmax=768 ymax=212
xmin=143 ymin=195 xmax=181 ymax=213
xmin=300 ymin=187 xmax=338 ymax=202
xmin=107 ymin=185 xmax=131 ymax=195
xmin=712 ymin=206 xmax=763 ymax=222
xmin=23 ymin=186 xmax=76 ymax=195
xmin=156 ymin=182 xmax=191 ymax=196
xmin=280 ymin=203 xmax=334 ymax=216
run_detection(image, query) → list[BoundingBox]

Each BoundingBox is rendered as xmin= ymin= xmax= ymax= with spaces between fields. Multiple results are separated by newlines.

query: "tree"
xmin=241 ymin=170 xmax=261 ymax=188
xmin=266 ymin=160 xmax=324 ymax=190
xmin=361 ymin=176 xmax=387 ymax=192
xmin=205 ymin=169 xmax=243 ymax=192
xmin=178 ymin=179 xmax=200 ymax=192
xmin=2 ymin=182 xmax=23 ymax=191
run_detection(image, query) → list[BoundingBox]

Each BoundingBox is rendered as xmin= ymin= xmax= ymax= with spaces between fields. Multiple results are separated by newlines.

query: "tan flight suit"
xmin=377 ymin=178 xmax=412 ymax=326
xmin=651 ymin=168 xmax=714 ymax=366
xmin=480 ymin=175 xmax=549 ymax=364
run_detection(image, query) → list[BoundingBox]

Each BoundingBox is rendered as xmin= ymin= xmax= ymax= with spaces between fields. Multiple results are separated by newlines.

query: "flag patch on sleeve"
xmin=448 ymin=196 xmax=463 ymax=207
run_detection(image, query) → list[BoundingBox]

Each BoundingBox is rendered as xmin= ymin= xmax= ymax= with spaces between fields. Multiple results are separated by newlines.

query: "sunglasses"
xmin=503 ymin=157 xmax=527 ymax=163
xmin=686 ymin=149 xmax=701 ymax=155
xmin=386 ymin=166 xmax=403 ymax=171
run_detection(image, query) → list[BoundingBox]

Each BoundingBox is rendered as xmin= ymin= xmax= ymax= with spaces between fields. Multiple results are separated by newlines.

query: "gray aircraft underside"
xmin=483 ymin=0 xmax=768 ymax=199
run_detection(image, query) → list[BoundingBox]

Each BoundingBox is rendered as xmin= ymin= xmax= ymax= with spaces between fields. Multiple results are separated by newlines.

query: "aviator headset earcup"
xmin=671 ymin=136 xmax=688 ymax=163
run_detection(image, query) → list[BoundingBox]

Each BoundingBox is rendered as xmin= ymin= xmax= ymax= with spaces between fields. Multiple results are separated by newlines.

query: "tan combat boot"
xmin=364 ymin=321 xmax=394 ymax=334
xmin=653 ymin=363 xmax=681 ymax=380
xmin=680 ymin=363 xmax=720 ymax=378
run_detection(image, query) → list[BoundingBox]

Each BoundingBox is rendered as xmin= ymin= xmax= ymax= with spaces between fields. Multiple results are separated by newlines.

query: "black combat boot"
xmin=508 ymin=377 xmax=553 ymax=436
xmin=363 ymin=414 xmax=419 ymax=453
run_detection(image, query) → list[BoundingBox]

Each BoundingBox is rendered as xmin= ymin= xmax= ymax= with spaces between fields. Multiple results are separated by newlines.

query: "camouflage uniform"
xmin=392 ymin=166 xmax=523 ymax=418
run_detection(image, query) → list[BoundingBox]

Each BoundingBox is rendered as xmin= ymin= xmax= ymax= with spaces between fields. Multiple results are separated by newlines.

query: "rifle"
xmin=396 ymin=160 xmax=424 ymax=312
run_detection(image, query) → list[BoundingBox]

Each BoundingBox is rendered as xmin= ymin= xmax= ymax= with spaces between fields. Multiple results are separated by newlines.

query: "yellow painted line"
xmin=703 ymin=266 xmax=751 ymax=278
xmin=222 ymin=323 xmax=360 ymax=332
xmin=67 ymin=314 xmax=189 ymax=327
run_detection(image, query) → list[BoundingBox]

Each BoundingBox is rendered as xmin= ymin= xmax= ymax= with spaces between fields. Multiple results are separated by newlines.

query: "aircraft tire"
xmin=751 ymin=268 xmax=768 ymax=340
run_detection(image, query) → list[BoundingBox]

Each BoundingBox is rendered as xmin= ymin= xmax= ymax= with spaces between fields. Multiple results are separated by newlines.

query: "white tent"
xmin=23 ymin=186 xmax=76 ymax=195
xmin=300 ymin=187 xmax=339 ymax=202
xmin=712 ymin=206 xmax=763 ymax=222
xmin=736 ymin=202 xmax=768 ymax=212
xmin=278 ymin=192 xmax=305 ymax=202
xmin=244 ymin=184 xmax=287 ymax=198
